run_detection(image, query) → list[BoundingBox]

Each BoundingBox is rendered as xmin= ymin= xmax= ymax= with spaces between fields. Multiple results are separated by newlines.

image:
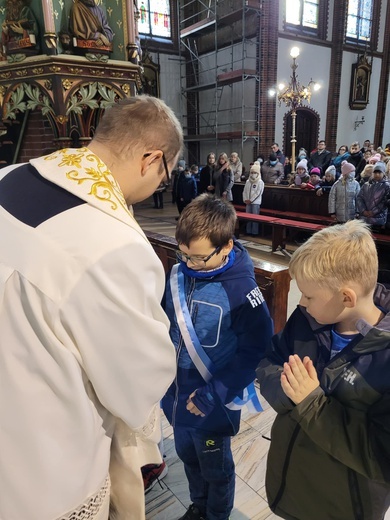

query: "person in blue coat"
xmin=162 ymin=194 xmax=273 ymax=520
xmin=177 ymin=168 xmax=197 ymax=213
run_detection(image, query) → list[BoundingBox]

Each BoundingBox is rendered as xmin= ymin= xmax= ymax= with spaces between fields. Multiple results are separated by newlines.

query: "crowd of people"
xmin=162 ymin=139 xmax=390 ymax=235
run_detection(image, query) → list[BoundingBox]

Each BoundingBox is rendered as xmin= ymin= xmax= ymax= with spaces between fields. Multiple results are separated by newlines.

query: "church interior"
xmin=1 ymin=0 xmax=390 ymax=518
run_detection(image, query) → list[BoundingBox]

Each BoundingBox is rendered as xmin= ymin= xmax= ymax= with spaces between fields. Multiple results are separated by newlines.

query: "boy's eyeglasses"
xmin=176 ymin=246 xmax=222 ymax=266
xmin=143 ymin=152 xmax=170 ymax=181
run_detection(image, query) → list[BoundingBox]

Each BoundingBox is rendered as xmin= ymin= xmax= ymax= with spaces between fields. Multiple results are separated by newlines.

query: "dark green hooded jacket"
xmin=257 ymin=283 xmax=390 ymax=520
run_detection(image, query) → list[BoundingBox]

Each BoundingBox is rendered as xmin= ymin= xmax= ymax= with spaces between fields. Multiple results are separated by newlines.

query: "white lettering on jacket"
xmin=246 ymin=287 xmax=264 ymax=308
xmin=342 ymin=368 xmax=357 ymax=385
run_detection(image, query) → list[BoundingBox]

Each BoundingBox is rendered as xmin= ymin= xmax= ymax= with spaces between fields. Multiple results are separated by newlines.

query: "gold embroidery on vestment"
xmin=44 ymin=148 xmax=128 ymax=212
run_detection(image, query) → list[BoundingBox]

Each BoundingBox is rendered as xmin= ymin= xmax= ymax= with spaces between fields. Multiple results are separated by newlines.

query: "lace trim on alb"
xmin=133 ymin=403 xmax=159 ymax=439
xmin=57 ymin=477 xmax=110 ymax=520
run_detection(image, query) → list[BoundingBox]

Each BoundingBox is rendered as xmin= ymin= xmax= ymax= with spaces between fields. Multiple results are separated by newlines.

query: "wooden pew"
xmin=145 ymin=230 xmax=291 ymax=334
xmin=235 ymin=211 xmax=326 ymax=251
xmin=232 ymin=183 xmax=330 ymax=217
xmin=233 ymin=204 xmax=333 ymax=226
xmin=235 ymin=209 xmax=390 ymax=253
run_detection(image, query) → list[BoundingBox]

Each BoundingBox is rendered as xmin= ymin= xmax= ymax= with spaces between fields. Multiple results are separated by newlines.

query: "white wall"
xmin=337 ymin=51 xmax=381 ymax=148
xmin=275 ymin=39 xmax=331 ymax=148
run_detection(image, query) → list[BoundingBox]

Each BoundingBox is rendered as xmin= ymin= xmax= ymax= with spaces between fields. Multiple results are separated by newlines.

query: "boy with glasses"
xmin=162 ymin=194 xmax=273 ymax=520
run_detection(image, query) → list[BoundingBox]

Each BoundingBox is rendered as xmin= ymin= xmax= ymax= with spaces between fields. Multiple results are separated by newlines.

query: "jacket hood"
xmin=299 ymin=283 xmax=390 ymax=346
xmin=369 ymin=178 xmax=387 ymax=185
xmin=180 ymin=240 xmax=255 ymax=282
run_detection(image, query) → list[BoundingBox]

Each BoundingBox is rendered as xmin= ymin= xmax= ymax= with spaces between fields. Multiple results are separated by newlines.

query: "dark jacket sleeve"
xmin=256 ymin=307 xmax=325 ymax=414
xmin=198 ymin=166 xmax=211 ymax=194
xmin=256 ymin=324 xmax=296 ymax=414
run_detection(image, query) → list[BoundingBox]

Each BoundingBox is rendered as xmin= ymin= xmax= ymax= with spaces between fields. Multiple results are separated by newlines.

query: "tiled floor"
xmin=145 ymin=400 xmax=278 ymax=520
xmin=134 ymin=195 xmax=390 ymax=520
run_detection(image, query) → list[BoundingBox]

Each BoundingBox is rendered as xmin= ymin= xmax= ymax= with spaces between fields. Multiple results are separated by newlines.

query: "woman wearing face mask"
xmin=331 ymin=145 xmax=350 ymax=178
xmin=294 ymin=148 xmax=307 ymax=169
xmin=243 ymin=161 xmax=264 ymax=236
xmin=261 ymin=152 xmax=284 ymax=184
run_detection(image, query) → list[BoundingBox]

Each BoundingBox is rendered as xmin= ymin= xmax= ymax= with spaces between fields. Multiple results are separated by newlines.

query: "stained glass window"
xmin=138 ymin=0 xmax=171 ymax=39
xmin=346 ymin=0 xmax=373 ymax=41
xmin=285 ymin=0 xmax=319 ymax=29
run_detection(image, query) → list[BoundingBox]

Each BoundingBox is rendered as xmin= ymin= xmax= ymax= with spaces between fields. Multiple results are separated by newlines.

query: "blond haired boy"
xmin=257 ymin=220 xmax=390 ymax=520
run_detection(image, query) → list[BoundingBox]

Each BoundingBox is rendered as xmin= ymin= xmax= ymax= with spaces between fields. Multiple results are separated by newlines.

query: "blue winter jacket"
xmin=357 ymin=178 xmax=390 ymax=226
xmin=162 ymin=241 xmax=273 ymax=436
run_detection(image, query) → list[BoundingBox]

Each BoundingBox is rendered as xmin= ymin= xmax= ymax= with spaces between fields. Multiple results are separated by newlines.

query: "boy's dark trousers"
xmin=174 ymin=424 xmax=235 ymax=520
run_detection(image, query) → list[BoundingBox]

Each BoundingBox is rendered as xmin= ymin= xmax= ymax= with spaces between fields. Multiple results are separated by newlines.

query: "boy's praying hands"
xmin=281 ymin=354 xmax=319 ymax=404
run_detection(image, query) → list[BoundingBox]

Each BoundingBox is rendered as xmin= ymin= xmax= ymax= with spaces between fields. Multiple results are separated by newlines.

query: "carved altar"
xmin=0 ymin=54 xmax=142 ymax=149
xmin=0 ymin=0 xmax=144 ymax=166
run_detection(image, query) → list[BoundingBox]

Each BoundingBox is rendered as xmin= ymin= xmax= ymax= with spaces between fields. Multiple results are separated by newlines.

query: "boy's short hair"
xmin=176 ymin=194 xmax=236 ymax=248
xmin=289 ymin=220 xmax=378 ymax=295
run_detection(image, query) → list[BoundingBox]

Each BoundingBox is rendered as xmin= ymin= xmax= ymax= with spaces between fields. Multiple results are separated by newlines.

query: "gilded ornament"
xmin=62 ymin=79 xmax=73 ymax=91
xmin=68 ymin=67 xmax=83 ymax=75
xmin=45 ymin=79 xmax=52 ymax=90
xmin=121 ymin=84 xmax=130 ymax=95
xmin=111 ymin=72 xmax=124 ymax=78
xmin=90 ymin=69 xmax=105 ymax=76
xmin=49 ymin=66 xmax=61 ymax=72
xmin=16 ymin=69 xmax=28 ymax=77
xmin=32 ymin=68 xmax=44 ymax=75
xmin=56 ymin=115 xmax=69 ymax=124
xmin=0 ymin=72 xmax=11 ymax=79
xmin=47 ymin=149 xmax=128 ymax=211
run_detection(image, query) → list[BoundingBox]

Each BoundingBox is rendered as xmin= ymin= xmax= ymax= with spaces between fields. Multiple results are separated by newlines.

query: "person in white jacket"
xmin=329 ymin=160 xmax=360 ymax=223
xmin=0 ymin=96 xmax=182 ymax=520
xmin=243 ymin=161 xmax=264 ymax=235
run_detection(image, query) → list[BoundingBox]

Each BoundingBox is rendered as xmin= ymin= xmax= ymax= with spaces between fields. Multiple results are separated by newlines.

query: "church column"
xmin=374 ymin=0 xmax=390 ymax=147
xmin=125 ymin=0 xmax=139 ymax=64
xmin=258 ymin=0 xmax=279 ymax=157
xmin=41 ymin=0 xmax=57 ymax=55
xmin=325 ymin=0 xmax=348 ymax=150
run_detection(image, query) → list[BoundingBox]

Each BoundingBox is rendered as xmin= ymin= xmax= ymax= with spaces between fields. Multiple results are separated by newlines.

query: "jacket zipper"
xmin=171 ymin=277 xmax=196 ymax=428
xmin=270 ymin=423 xmax=301 ymax=512
xmin=348 ymin=468 xmax=364 ymax=520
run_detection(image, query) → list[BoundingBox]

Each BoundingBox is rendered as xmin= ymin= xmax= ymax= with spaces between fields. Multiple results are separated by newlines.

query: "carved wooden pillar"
xmin=41 ymin=0 xmax=58 ymax=55
xmin=125 ymin=0 xmax=139 ymax=65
